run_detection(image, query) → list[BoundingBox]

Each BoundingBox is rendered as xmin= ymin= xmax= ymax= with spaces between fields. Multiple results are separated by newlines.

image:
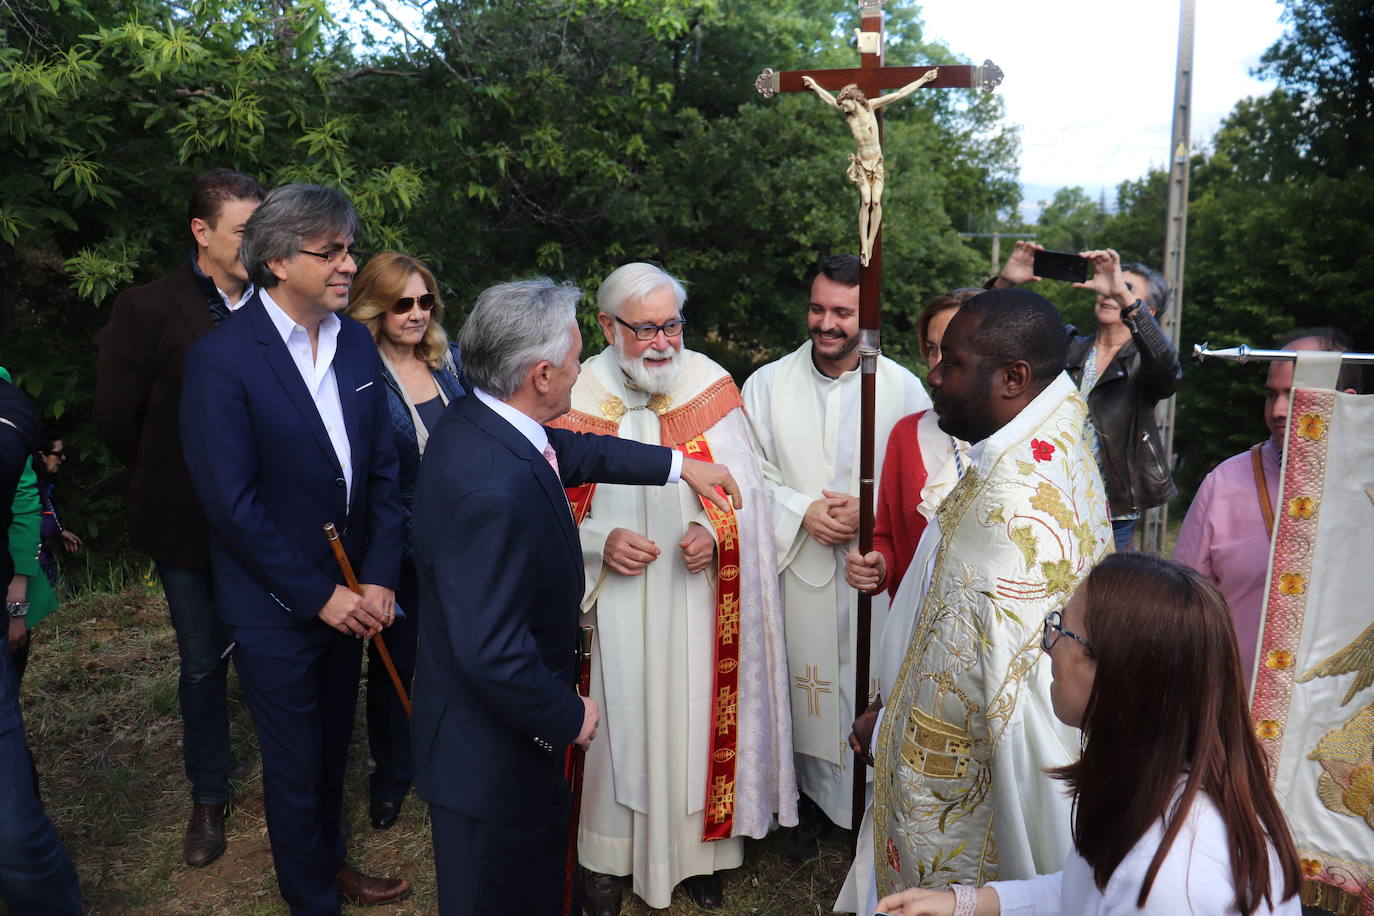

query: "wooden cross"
xmin=753 ymin=0 xmax=1003 ymax=851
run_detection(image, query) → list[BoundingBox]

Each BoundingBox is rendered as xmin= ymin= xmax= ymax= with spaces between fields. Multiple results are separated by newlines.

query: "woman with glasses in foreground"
xmin=875 ymin=552 xmax=1300 ymax=916
xmin=345 ymin=251 xmax=465 ymax=830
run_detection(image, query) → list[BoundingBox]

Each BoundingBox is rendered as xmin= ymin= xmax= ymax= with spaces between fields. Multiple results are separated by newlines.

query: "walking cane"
xmin=561 ymin=624 xmax=595 ymax=916
xmin=323 ymin=523 xmax=412 ymax=718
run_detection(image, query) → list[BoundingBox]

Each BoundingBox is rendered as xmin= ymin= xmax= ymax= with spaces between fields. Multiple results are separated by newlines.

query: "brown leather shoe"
xmin=183 ymin=803 xmax=227 ymax=868
xmin=583 ymin=868 xmax=622 ymax=916
xmin=337 ymin=864 xmax=412 ymax=907
xmin=682 ymin=873 xmax=723 ymax=909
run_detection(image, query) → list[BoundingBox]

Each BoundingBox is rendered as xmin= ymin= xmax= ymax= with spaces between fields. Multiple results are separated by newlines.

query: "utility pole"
xmin=958 ymin=232 xmax=1035 ymax=276
xmin=1140 ymin=0 xmax=1195 ymax=555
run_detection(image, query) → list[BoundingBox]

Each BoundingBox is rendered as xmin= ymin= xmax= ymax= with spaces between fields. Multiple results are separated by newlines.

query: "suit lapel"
xmin=461 ymin=397 xmax=581 ymax=561
xmin=334 ymin=324 xmax=369 ymax=485
xmin=245 ymin=296 xmax=341 ymax=473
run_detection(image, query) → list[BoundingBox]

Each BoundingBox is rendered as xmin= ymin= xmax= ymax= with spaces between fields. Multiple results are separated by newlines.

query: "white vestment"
xmin=742 ymin=341 xmax=929 ymax=827
xmin=558 ymin=348 xmax=797 ymax=909
xmin=838 ymin=374 xmax=1111 ymax=913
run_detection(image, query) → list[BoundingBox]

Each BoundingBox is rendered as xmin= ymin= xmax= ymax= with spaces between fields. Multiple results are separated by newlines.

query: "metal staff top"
xmin=1192 ymin=343 xmax=1374 ymax=365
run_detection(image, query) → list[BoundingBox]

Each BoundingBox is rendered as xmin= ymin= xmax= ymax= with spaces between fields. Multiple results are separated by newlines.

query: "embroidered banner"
xmin=1253 ymin=368 xmax=1374 ymax=916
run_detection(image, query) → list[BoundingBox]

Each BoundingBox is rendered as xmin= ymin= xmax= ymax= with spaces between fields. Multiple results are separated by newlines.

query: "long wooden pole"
xmin=849 ymin=0 xmax=884 ymax=858
xmin=323 ymin=522 xmax=412 ymax=718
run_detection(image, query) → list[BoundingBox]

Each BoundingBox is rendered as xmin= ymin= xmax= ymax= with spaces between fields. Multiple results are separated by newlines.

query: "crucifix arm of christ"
xmin=801 ymin=68 xmax=938 ymax=267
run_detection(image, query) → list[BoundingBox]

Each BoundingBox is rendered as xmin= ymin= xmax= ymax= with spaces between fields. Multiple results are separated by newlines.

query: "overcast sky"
xmin=917 ymin=0 xmax=1289 ymax=213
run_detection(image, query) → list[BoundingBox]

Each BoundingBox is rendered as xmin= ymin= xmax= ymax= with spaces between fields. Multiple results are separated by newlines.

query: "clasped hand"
xmin=317 ymin=583 xmax=396 ymax=638
xmin=804 ymin=490 xmax=858 ymax=546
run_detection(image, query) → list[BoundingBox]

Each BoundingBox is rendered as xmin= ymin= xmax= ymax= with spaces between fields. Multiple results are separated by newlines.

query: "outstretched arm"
xmin=868 ymin=67 xmax=939 ymax=110
xmin=802 ymin=75 xmax=844 ymax=111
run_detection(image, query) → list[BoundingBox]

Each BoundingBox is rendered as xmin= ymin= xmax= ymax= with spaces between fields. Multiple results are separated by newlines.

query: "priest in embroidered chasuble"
xmin=550 ymin=264 xmax=796 ymax=911
xmin=741 ymin=255 xmax=930 ymax=831
xmin=838 ymin=291 xmax=1112 ymax=912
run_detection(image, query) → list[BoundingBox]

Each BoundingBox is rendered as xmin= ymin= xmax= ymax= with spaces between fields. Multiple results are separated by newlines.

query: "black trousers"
xmin=429 ymin=776 xmax=572 ymax=915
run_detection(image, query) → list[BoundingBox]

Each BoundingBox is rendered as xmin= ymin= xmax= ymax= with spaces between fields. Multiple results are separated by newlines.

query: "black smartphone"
xmin=1033 ymin=249 xmax=1089 ymax=283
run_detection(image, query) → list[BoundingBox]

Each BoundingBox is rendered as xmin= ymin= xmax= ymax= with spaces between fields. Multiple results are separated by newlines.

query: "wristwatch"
xmin=7 ymin=601 xmax=29 ymax=618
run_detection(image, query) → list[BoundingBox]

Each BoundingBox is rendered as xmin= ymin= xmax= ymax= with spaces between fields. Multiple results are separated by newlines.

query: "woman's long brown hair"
xmin=1049 ymin=553 xmax=1300 ymax=912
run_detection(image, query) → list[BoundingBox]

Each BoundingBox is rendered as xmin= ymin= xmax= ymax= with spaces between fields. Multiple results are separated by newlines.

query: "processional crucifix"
xmin=753 ymin=0 xmax=1004 ymax=847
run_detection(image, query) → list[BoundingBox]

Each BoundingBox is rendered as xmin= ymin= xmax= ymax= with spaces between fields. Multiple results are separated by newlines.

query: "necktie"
xmin=542 ymin=443 xmax=560 ymax=482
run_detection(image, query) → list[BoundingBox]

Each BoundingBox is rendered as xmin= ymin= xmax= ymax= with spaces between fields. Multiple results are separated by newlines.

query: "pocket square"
xmin=355 ymin=381 xmax=374 ymax=392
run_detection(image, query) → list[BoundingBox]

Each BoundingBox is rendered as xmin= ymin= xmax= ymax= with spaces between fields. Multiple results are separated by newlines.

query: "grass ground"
xmin=7 ymin=578 xmax=851 ymax=915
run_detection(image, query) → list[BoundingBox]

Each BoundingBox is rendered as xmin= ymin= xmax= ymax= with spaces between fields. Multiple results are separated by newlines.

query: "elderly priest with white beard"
xmin=550 ymin=263 xmax=796 ymax=913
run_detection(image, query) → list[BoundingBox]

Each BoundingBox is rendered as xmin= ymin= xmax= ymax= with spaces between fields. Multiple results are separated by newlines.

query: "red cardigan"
xmin=873 ymin=410 xmax=931 ymax=598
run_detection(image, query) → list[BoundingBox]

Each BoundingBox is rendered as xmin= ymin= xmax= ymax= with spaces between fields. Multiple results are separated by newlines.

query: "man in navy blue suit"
xmin=180 ymin=184 xmax=410 ymax=914
xmin=412 ymin=278 xmax=742 ymax=914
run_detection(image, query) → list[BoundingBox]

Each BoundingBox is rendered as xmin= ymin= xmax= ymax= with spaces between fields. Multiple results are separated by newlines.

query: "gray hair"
xmin=459 ymin=278 xmax=580 ymax=399
xmin=1120 ymin=262 xmax=1171 ymax=318
xmin=240 ymin=183 xmax=360 ymax=289
xmin=596 ymin=262 xmax=687 ymax=319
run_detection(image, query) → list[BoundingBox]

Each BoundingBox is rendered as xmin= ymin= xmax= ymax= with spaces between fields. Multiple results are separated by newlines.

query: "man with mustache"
xmin=552 ymin=263 xmax=796 ymax=912
xmin=741 ymin=253 xmax=928 ymax=856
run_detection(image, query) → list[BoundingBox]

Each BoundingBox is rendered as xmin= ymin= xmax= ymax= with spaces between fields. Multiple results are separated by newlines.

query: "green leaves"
xmin=62 ymin=237 xmax=151 ymax=303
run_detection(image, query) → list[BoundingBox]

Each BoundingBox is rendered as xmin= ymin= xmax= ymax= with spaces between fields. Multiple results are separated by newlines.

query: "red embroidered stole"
xmin=549 ymin=377 xmax=745 ymax=840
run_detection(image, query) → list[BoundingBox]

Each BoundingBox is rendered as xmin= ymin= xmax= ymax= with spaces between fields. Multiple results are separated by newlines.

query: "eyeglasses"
xmin=391 ymin=294 xmax=437 ymax=314
xmin=298 ymin=247 xmax=361 ymax=266
xmin=1042 ymin=610 xmax=1093 ymax=654
xmin=615 ymin=314 xmax=686 ymax=341
xmin=42 ymin=450 xmax=65 ymax=460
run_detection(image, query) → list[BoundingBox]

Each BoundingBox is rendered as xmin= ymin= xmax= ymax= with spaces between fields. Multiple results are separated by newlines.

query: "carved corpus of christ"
xmin=802 ymin=69 xmax=938 ymax=267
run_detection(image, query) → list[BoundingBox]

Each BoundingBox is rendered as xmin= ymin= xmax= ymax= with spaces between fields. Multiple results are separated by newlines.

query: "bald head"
xmin=1265 ymin=329 xmax=1360 ymax=443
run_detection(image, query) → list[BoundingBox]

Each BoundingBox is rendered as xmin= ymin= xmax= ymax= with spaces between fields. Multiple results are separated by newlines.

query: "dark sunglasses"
xmin=392 ymin=294 xmax=437 ymax=314
xmin=42 ymin=449 xmax=65 ymax=459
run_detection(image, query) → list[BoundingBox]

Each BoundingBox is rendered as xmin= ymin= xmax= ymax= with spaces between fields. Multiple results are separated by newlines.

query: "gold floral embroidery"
xmin=1307 ymin=703 xmax=1374 ymax=829
xmin=1041 ymin=559 xmax=1076 ymax=595
xmin=1265 ymin=649 xmax=1296 ymax=670
xmin=1287 ymin=496 xmax=1318 ymax=519
xmin=1278 ymin=572 xmax=1308 ymax=596
xmin=1256 ymin=719 xmax=1282 ymax=740
xmin=1028 ymin=483 xmax=1074 ymax=529
xmin=1301 ymin=858 xmax=1322 ymax=878
xmin=1009 ymin=526 xmax=1038 ymax=568
xmin=1295 ymin=413 xmax=1327 ymax=441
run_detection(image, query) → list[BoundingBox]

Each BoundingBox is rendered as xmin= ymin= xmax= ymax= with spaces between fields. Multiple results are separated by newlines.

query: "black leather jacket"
xmin=1066 ymin=306 xmax=1182 ymax=516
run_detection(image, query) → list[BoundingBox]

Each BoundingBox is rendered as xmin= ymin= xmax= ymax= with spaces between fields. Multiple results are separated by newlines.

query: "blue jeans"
xmin=1111 ymin=518 xmax=1137 ymax=552
xmin=0 ymin=630 xmax=83 ymax=913
xmin=157 ymin=563 xmax=232 ymax=805
xmin=366 ymin=563 xmax=416 ymax=805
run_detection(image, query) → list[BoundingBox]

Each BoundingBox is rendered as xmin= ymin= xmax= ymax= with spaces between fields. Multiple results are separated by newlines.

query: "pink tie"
xmin=542 ymin=443 xmax=560 ymax=482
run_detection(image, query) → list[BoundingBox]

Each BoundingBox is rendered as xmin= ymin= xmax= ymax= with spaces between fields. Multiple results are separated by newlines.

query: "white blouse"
xmin=989 ymin=793 xmax=1299 ymax=915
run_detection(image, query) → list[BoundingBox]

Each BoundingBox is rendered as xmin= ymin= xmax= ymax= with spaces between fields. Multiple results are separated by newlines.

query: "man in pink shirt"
xmin=1173 ymin=328 xmax=1361 ymax=687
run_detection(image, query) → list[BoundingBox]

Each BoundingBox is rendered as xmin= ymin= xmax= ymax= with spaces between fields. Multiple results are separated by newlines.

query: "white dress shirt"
xmin=473 ymin=388 xmax=682 ymax=482
xmin=260 ymin=290 xmax=353 ymax=504
xmin=989 ymin=792 xmax=1300 ymax=915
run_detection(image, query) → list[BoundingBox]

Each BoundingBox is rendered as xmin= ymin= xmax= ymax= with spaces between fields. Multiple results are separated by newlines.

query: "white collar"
xmin=259 ymin=288 xmax=341 ymax=345
xmin=474 ymin=388 xmax=549 ymax=454
xmin=969 ymin=372 xmax=1077 ymax=469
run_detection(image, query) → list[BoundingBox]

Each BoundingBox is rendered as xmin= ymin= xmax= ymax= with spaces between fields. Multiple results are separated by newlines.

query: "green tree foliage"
xmin=1 ymin=0 xmax=1019 ymax=554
